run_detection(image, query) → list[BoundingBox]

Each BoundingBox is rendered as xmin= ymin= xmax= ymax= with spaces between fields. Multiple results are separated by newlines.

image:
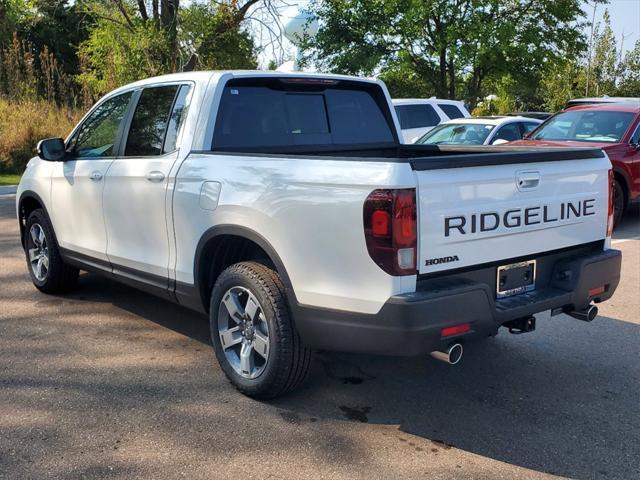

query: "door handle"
xmin=516 ymin=171 xmax=540 ymax=190
xmin=146 ymin=171 xmax=165 ymax=183
xmin=89 ymin=171 xmax=103 ymax=182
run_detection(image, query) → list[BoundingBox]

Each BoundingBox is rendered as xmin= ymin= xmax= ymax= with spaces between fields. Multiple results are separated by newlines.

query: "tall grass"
xmin=0 ymin=99 xmax=82 ymax=173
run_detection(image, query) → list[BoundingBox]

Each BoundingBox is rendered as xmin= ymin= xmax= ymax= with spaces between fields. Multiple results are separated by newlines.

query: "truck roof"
xmin=108 ymin=70 xmax=383 ymax=97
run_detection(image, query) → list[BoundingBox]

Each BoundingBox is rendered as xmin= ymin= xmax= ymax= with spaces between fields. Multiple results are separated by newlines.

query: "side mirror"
xmin=37 ymin=138 xmax=66 ymax=162
xmin=491 ymin=138 xmax=509 ymax=146
xmin=522 ymin=131 xmax=531 ymax=139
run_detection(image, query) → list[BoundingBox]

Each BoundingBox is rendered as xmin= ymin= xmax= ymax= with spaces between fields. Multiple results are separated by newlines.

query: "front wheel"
xmin=24 ymin=209 xmax=79 ymax=293
xmin=209 ymin=261 xmax=311 ymax=398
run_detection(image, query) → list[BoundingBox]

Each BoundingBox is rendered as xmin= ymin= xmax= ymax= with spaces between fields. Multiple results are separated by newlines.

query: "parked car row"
xmin=414 ymin=116 xmax=541 ymax=146
xmin=393 ymin=95 xmax=639 ymax=226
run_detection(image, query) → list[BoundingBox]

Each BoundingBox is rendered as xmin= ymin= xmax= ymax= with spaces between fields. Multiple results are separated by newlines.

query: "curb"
xmin=0 ymin=185 xmax=17 ymax=195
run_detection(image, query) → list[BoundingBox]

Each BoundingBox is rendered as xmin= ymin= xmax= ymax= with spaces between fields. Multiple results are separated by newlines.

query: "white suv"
xmin=393 ymin=98 xmax=470 ymax=143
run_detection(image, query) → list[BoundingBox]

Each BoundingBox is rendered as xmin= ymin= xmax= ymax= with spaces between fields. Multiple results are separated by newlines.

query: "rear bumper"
xmin=293 ymin=248 xmax=621 ymax=356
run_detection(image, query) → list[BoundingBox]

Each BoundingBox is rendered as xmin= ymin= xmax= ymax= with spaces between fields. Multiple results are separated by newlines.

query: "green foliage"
xmin=540 ymin=60 xmax=587 ymax=112
xmin=0 ymin=174 xmax=22 ymax=185
xmin=303 ymin=0 xmax=588 ymax=108
xmin=588 ymin=9 xmax=618 ymax=96
xmin=617 ymin=40 xmax=640 ymax=96
xmin=180 ymin=2 xmax=257 ymax=70
xmin=77 ymin=11 xmax=174 ymax=98
xmin=0 ymin=98 xmax=82 ymax=173
xmin=76 ymin=1 xmax=257 ymax=100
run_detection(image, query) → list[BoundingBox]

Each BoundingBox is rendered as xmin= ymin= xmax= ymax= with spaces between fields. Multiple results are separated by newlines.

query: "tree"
xmin=302 ymin=0 xmax=588 ymax=107
xmin=616 ymin=40 xmax=640 ymax=96
xmin=540 ymin=59 xmax=586 ymax=112
xmin=77 ymin=1 xmax=266 ymax=98
xmin=588 ymin=9 xmax=618 ymax=96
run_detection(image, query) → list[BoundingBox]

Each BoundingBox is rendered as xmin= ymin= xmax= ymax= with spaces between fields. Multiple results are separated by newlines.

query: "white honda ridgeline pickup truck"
xmin=18 ymin=71 xmax=621 ymax=398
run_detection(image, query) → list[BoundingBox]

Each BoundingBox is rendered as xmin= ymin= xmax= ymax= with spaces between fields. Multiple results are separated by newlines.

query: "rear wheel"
xmin=24 ymin=209 xmax=79 ymax=293
xmin=613 ymin=179 xmax=625 ymax=229
xmin=209 ymin=261 xmax=311 ymax=398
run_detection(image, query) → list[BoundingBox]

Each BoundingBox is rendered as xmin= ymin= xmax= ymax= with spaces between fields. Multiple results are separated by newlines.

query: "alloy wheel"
xmin=28 ymin=223 xmax=49 ymax=282
xmin=217 ymin=286 xmax=270 ymax=379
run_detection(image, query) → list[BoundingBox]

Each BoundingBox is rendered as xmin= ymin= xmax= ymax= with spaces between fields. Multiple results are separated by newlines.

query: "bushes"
xmin=0 ymin=99 xmax=81 ymax=173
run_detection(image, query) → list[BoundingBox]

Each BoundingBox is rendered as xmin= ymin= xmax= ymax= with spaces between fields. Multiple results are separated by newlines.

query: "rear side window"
xmin=213 ymin=83 xmax=394 ymax=149
xmin=163 ymin=85 xmax=192 ymax=153
xmin=125 ymin=85 xmax=180 ymax=156
xmin=437 ymin=104 xmax=465 ymax=119
xmin=395 ymin=104 xmax=440 ymax=129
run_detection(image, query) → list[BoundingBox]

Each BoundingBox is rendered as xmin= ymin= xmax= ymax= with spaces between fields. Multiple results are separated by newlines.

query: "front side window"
xmin=395 ymin=104 xmax=440 ymax=129
xmin=125 ymin=85 xmax=181 ymax=156
xmin=531 ymin=110 xmax=635 ymax=143
xmin=72 ymin=92 xmax=133 ymax=158
xmin=438 ymin=104 xmax=465 ymax=119
xmin=416 ymin=123 xmax=494 ymax=145
xmin=522 ymin=122 xmax=540 ymax=134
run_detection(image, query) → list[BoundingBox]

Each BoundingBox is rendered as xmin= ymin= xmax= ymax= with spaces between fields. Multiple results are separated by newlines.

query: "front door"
xmin=103 ymin=84 xmax=191 ymax=283
xmin=50 ymin=91 xmax=134 ymax=262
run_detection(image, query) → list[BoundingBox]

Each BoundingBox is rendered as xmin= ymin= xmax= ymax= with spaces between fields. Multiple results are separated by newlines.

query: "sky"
xmin=586 ymin=0 xmax=640 ymax=55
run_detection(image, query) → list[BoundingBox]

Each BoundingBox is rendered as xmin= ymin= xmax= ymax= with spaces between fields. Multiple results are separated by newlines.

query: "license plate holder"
xmin=496 ymin=260 xmax=536 ymax=298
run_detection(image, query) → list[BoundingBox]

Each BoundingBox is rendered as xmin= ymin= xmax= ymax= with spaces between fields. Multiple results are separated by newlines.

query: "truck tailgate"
xmin=415 ymin=156 xmax=610 ymax=275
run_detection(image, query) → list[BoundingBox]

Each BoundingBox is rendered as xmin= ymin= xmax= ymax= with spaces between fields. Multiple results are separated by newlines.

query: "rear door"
xmin=415 ymin=155 xmax=610 ymax=274
xmin=103 ymin=83 xmax=192 ymax=281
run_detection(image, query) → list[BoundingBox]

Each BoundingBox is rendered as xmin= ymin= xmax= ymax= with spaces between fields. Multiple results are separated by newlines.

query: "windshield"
xmin=416 ymin=123 xmax=494 ymax=145
xmin=531 ymin=110 xmax=635 ymax=143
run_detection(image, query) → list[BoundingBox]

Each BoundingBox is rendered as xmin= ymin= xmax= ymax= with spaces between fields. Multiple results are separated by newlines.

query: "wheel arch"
xmin=613 ymin=168 xmax=630 ymax=209
xmin=191 ymin=225 xmax=295 ymax=313
xmin=17 ymin=191 xmax=52 ymax=248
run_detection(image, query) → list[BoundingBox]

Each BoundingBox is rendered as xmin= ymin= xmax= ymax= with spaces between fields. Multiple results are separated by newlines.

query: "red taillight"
xmin=607 ymin=169 xmax=614 ymax=237
xmin=363 ymin=188 xmax=417 ymax=275
xmin=371 ymin=210 xmax=391 ymax=237
xmin=589 ymin=286 xmax=606 ymax=297
xmin=441 ymin=323 xmax=471 ymax=337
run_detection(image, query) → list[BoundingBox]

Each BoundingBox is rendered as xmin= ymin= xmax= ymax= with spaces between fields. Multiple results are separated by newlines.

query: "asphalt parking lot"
xmin=0 ymin=192 xmax=638 ymax=480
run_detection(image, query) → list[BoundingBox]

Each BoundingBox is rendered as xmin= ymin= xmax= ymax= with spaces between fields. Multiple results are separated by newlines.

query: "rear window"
xmin=438 ymin=103 xmax=465 ymax=119
xmin=395 ymin=104 xmax=440 ymax=129
xmin=212 ymin=81 xmax=395 ymax=149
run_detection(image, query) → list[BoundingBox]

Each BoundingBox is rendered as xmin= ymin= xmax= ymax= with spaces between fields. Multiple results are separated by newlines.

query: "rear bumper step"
xmin=293 ymin=248 xmax=621 ymax=356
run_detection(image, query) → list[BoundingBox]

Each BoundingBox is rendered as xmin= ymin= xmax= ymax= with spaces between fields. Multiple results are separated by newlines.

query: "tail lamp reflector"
xmin=363 ymin=188 xmax=417 ymax=276
xmin=441 ymin=323 xmax=471 ymax=337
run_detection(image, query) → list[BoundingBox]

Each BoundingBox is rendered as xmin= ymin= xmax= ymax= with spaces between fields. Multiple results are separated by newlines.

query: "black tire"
xmin=613 ymin=179 xmax=625 ymax=229
xmin=209 ymin=261 xmax=312 ymax=398
xmin=24 ymin=209 xmax=79 ymax=293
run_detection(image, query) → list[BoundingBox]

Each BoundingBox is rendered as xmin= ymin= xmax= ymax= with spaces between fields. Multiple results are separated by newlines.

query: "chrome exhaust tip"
xmin=566 ymin=305 xmax=598 ymax=322
xmin=430 ymin=343 xmax=463 ymax=365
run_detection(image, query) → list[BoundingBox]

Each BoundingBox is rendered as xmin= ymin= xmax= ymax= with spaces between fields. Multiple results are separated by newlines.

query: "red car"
xmin=511 ymin=102 xmax=640 ymax=226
